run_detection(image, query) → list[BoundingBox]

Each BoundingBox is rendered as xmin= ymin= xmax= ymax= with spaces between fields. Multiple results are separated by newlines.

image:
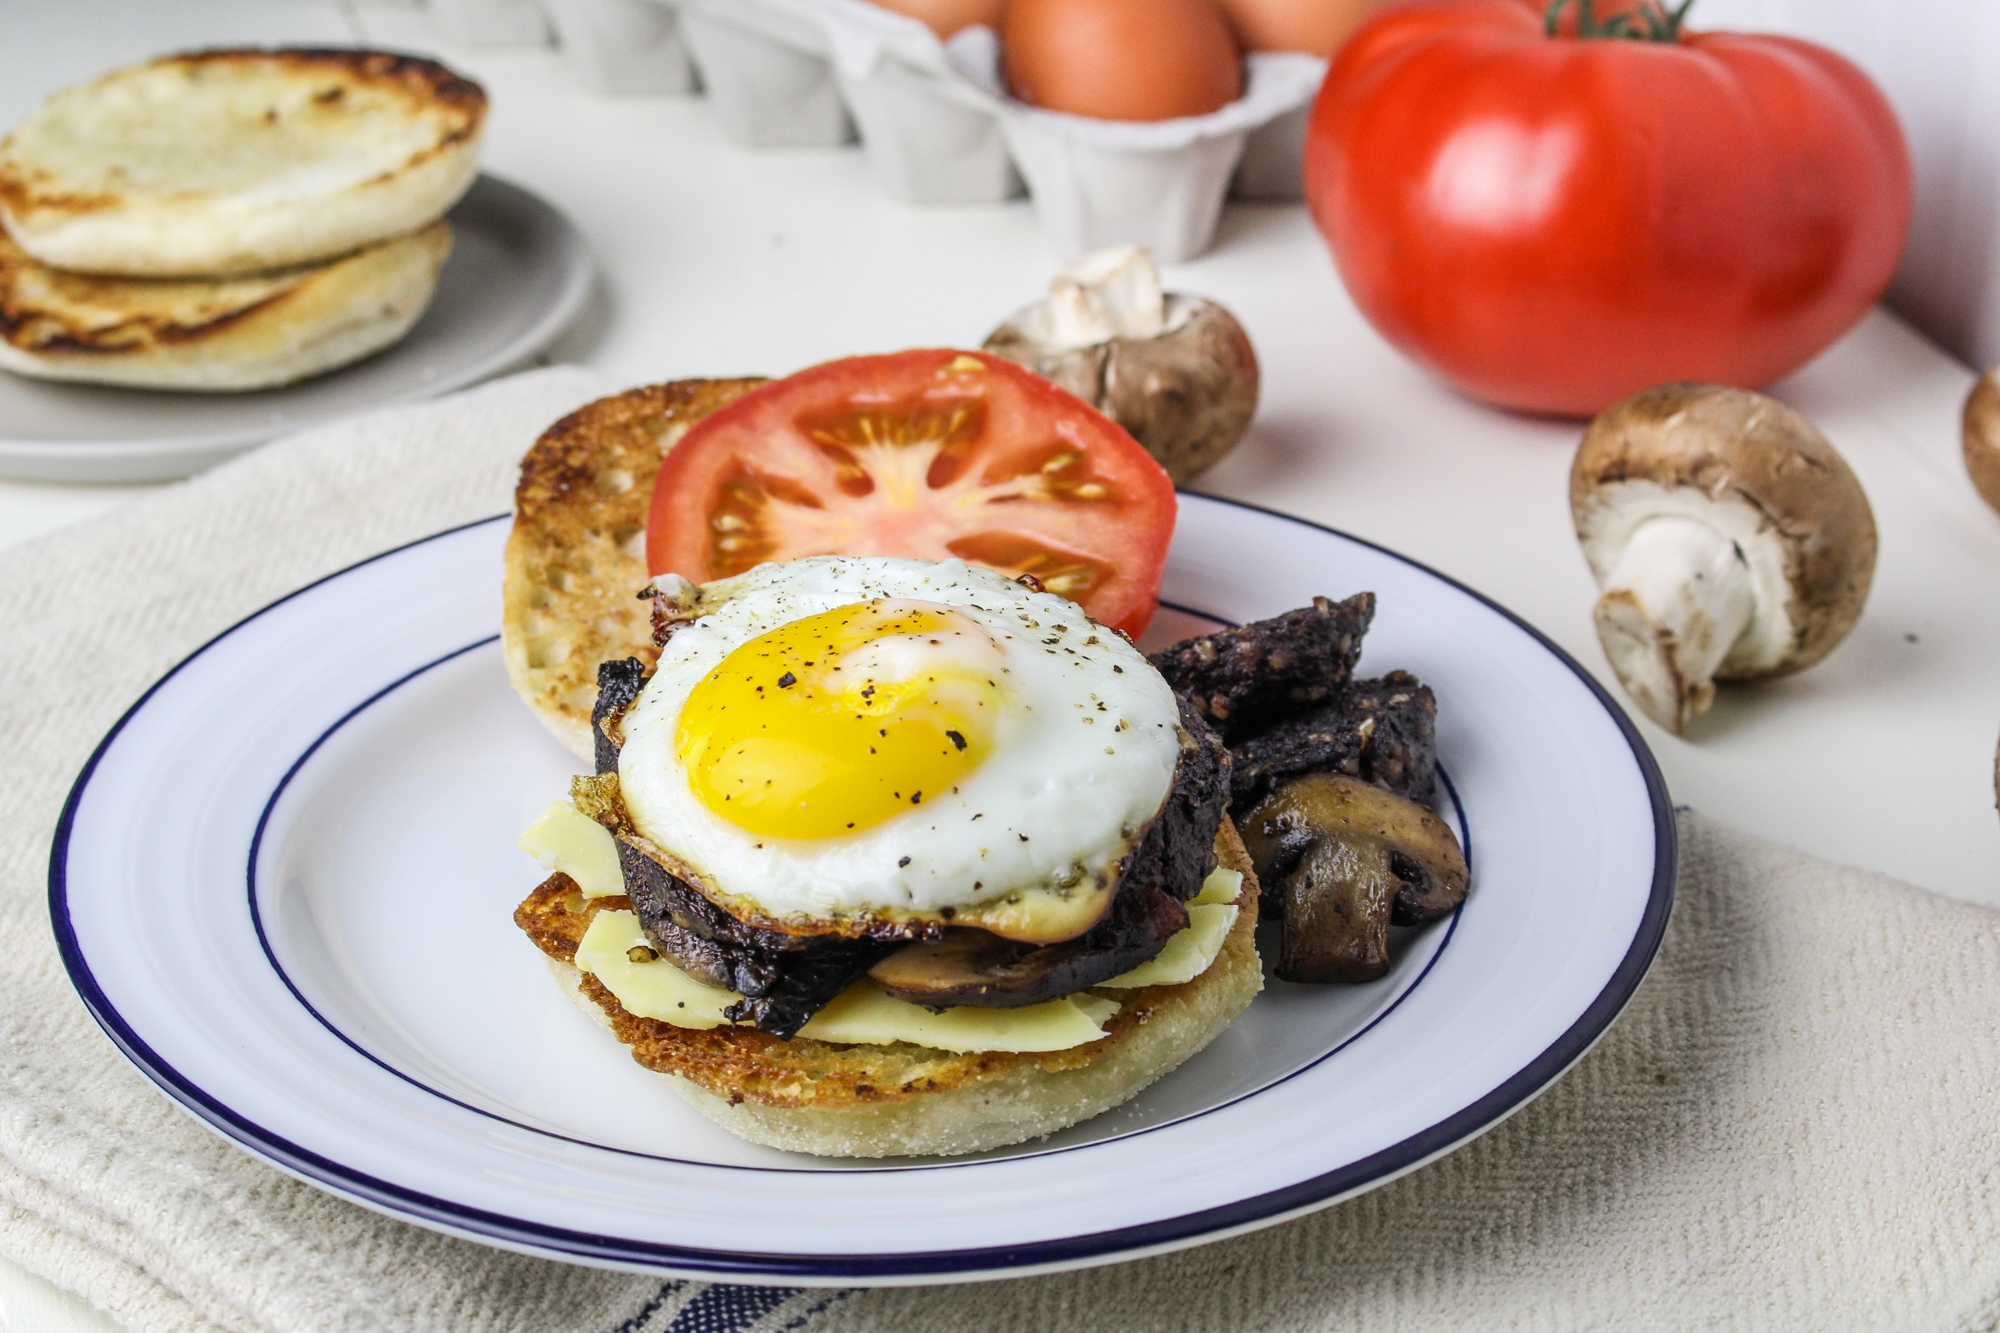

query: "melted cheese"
xmin=951 ymin=879 xmax=1117 ymax=944
xmin=799 ymin=984 xmax=1118 ymax=1054
xmin=574 ymin=910 xmax=741 ymax=1028
xmin=519 ymin=799 xmax=625 ymax=898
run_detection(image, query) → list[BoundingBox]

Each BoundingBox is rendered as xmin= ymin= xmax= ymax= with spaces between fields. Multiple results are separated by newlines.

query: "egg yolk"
xmin=676 ymin=601 xmax=1003 ymax=840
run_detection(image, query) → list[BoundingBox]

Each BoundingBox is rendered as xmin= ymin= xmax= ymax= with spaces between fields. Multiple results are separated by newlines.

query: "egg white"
xmin=616 ymin=556 xmax=1183 ymax=927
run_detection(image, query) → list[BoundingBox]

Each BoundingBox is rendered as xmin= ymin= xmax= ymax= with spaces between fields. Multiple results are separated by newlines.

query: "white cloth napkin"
xmin=2 ymin=370 xmax=1997 ymax=1332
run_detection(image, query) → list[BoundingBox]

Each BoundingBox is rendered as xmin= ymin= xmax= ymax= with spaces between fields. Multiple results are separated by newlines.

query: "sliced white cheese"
xmin=1190 ymin=866 xmax=1243 ymax=907
xmin=520 ymin=799 xmax=625 ymax=898
xmin=576 ymin=909 xmax=1121 ymax=1052
xmin=1098 ymin=903 xmax=1238 ymax=989
xmin=799 ymin=983 xmax=1119 ymax=1054
xmin=574 ymin=910 xmax=742 ymax=1029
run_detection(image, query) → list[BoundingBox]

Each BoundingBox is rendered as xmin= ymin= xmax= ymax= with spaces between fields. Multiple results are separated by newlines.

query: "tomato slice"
xmin=645 ymin=350 xmax=1178 ymax=638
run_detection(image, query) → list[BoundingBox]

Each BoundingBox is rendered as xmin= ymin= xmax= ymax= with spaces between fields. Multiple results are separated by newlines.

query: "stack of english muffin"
xmin=0 ymin=49 xmax=487 ymax=392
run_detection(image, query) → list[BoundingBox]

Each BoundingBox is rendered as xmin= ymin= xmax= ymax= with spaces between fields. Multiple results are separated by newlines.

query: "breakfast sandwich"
xmin=502 ymin=356 xmax=1267 ymax=1156
xmin=0 ymin=220 xmax=451 ymax=391
xmin=500 ymin=353 xmax=1463 ymax=1157
xmin=516 ymin=555 xmax=1260 ymax=1158
xmin=0 ymin=49 xmax=485 ymax=278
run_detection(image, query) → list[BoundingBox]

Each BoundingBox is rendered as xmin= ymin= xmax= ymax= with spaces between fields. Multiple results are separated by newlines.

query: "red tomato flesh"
xmin=645 ymin=350 xmax=1178 ymax=638
xmin=1304 ymin=0 xmax=1912 ymax=416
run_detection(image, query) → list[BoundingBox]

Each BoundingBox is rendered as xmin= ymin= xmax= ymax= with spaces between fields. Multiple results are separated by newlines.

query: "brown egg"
xmin=1217 ymin=0 xmax=1383 ymax=56
xmin=866 ymin=0 xmax=1006 ymax=39
xmin=1003 ymin=0 xmax=1244 ymax=122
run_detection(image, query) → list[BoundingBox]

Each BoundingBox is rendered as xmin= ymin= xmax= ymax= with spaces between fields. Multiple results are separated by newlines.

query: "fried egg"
xmin=616 ymin=556 xmax=1184 ymax=942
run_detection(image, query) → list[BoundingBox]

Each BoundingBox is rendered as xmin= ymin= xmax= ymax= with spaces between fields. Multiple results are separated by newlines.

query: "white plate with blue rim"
xmin=50 ymin=493 xmax=1673 ymax=1284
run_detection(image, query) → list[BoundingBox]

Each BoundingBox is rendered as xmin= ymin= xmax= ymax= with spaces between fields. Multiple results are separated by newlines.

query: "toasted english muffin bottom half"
xmin=502 ymin=379 xmax=770 ymax=760
xmin=0 ymin=49 xmax=485 ymax=277
xmin=515 ymin=820 xmax=1262 ymax=1159
xmin=0 ymin=220 xmax=451 ymax=391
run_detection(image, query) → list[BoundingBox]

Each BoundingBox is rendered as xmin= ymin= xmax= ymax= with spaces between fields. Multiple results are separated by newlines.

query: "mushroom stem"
xmin=1044 ymin=245 xmax=1166 ymax=351
xmin=1591 ymin=515 xmax=1755 ymax=733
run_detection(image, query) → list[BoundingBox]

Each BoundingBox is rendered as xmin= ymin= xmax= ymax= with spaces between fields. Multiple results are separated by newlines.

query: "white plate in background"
xmin=0 ymin=174 xmax=592 ymax=485
xmin=51 ymin=495 xmax=1674 ymax=1283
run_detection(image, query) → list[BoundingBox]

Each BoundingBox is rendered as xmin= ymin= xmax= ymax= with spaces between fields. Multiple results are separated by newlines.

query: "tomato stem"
xmin=1544 ymin=0 xmax=1695 ymax=41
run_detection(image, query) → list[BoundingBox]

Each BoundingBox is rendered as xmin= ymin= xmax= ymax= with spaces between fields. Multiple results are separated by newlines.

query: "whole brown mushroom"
xmin=1570 ymin=383 xmax=1877 ymax=734
xmin=1962 ymin=366 xmax=2000 ymax=515
xmin=984 ymin=245 xmax=1259 ymax=485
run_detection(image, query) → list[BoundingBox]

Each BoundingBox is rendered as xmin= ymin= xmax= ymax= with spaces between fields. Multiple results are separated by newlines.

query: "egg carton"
xmin=544 ymin=0 xmax=698 ymax=94
xmin=631 ymin=0 xmax=1326 ymax=257
xmin=801 ymin=1 xmax=1325 ymax=236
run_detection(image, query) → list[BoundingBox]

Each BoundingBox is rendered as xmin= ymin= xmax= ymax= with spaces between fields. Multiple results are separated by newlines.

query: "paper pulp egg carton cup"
xmin=972 ymin=49 xmax=1326 ymax=258
xmin=811 ymin=0 xmax=1022 ymax=205
xmin=657 ymin=0 xmax=1007 ymax=195
xmin=545 ymin=0 xmax=698 ymax=94
xmin=671 ymin=0 xmax=855 ymax=146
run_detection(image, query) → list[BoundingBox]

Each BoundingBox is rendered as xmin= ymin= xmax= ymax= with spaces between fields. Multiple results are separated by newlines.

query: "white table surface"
xmin=4 ymin=2 xmax=1997 ymax=1328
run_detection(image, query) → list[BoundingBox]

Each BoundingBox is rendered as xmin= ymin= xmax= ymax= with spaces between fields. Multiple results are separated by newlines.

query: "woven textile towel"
xmin=2 ymin=369 xmax=1998 ymax=1333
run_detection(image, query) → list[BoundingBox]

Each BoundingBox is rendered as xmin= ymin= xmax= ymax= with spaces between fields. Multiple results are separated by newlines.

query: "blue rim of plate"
xmin=48 ymin=495 xmax=1678 ymax=1281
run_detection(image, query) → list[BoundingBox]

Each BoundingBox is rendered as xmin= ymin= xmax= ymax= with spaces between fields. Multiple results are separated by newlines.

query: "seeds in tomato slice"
xmin=700 ymin=389 xmax=1122 ymax=594
xmin=943 ymin=531 xmax=1105 ymax=600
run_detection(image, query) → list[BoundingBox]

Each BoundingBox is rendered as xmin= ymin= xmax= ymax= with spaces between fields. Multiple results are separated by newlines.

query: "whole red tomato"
xmin=1303 ymin=0 xmax=1912 ymax=416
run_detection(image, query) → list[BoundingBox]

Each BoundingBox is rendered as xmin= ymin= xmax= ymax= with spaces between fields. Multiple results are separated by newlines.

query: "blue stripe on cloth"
xmin=607 ymin=1279 xmax=856 ymax=1332
xmin=665 ymin=1284 xmax=803 ymax=1333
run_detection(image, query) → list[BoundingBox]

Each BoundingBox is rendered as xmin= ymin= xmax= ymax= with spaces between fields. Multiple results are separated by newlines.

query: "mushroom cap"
xmin=1962 ymin=367 xmax=2000 ymax=517
xmin=984 ymin=294 xmax=1259 ymax=485
xmin=1570 ymin=382 xmax=1877 ymax=681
